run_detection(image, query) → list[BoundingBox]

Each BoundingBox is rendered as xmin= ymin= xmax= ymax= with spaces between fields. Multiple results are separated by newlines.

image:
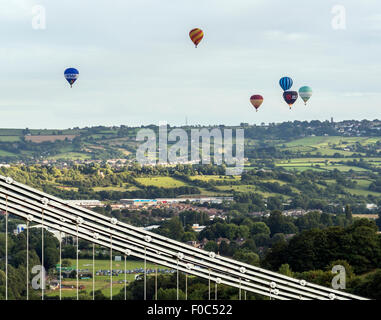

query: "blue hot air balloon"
xmin=64 ymin=68 xmax=79 ymax=88
xmin=279 ymin=77 xmax=293 ymax=91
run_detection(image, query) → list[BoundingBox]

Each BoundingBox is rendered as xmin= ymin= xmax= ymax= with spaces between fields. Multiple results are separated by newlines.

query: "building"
xmin=142 ymin=225 xmax=160 ymax=231
xmin=366 ymin=203 xmax=378 ymax=211
xmin=191 ymin=224 xmax=206 ymax=232
xmin=66 ymin=200 xmax=104 ymax=208
xmin=120 ymin=199 xmax=158 ymax=206
xmin=14 ymin=224 xmax=27 ymax=235
xmin=120 ymin=197 xmax=233 ymax=207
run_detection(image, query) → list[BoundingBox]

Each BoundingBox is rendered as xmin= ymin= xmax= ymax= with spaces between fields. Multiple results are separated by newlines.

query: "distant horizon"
xmin=0 ymin=117 xmax=379 ymax=131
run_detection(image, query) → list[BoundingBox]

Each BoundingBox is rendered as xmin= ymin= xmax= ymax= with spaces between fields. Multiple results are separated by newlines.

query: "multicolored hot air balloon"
xmin=299 ymin=86 xmax=313 ymax=105
xmin=64 ymin=68 xmax=79 ymax=88
xmin=250 ymin=95 xmax=264 ymax=112
xmin=283 ymin=91 xmax=298 ymax=109
xmin=189 ymin=28 xmax=204 ymax=48
xmin=279 ymin=77 xmax=293 ymax=91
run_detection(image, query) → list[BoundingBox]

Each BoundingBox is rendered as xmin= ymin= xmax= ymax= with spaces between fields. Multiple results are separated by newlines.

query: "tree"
xmin=157 ymin=288 xmax=186 ymax=300
xmin=349 ymin=270 xmax=381 ymax=300
xmin=182 ymin=231 xmax=197 ymax=242
xmin=376 ymin=212 xmax=381 ymax=231
xmin=264 ymin=220 xmax=381 ymax=274
xmin=218 ymin=240 xmax=230 ymax=256
xmin=278 ymin=264 xmax=294 ymax=277
xmin=233 ymin=250 xmax=260 ymax=266
xmin=267 ymin=211 xmax=298 ymax=236
xmin=204 ymin=241 xmax=218 ymax=253
xmin=159 ymin=217 xmax=184 ymax=241
xmin=61 ymin=259 xmax=72 ymax=268
xmin=253 ymin=233 xmax=270 ymax=247
xmin=345 ymin=205 xmax=353 ymax=224
xmin=241 ymin=239 xmax=257 ymax=252
xmin=250 ymin=222 xmax=270 ymax=236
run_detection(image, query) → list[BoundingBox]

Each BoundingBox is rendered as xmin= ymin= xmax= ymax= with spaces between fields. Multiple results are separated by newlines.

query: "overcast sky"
xmin=0 ymin=0 xmax=381 ymax=129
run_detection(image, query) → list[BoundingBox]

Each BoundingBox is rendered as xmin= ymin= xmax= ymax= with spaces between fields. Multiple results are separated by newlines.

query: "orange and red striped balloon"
xmin=250 ymin=95 xmax=264 ymax=112
xmin=189 ymin=28 xmax=204 ymax=47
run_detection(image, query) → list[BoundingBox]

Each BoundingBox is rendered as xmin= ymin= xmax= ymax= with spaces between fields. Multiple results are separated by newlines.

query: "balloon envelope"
xmin=250 ymin=95 xmax=264 ymax=112
xmin=283 ymin=91 xmax=298 ymax=109
xmin=279 ymin=77 xmax=293 ymax=91
xmin=64 ymin=68 xmax=79 ymax=87
xmin=189 ymin=28 xmax=204 ymax=47
xmin=299 ymin=86 xmax=313 ymax=105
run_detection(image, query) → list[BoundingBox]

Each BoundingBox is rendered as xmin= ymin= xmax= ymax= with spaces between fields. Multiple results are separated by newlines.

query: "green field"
xmin=277 ymin=136 xmax=376 ymax=156
xmin=216 ymin=185 xmax=256 ymax=193
xmin=49 ymin=152 xmax=91 ymax=160
xmin=45 ymin=259 xmax=165 ymax=298
xmin=189 ymin=175 xmax=241 ymax=182
xmin=135 ymin=177 xmax=186 ymax=188
xmin=0 ymin=135 xmax=21 ymax=142
xmin=275 ymin=158 xmax=370 ymax=172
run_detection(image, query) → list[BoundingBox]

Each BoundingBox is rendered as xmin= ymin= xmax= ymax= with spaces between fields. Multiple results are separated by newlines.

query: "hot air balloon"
xmin=279 ymin=77 xmax=293 ymax=91
xmin=189 ymin=28 xmax=204 ymax=48
xmin=64 ymin=68 xmax=79 ymax=88
xmin=299 ymin=86 xmax=313 ymax=105
xmin=250 ymin=95 xmax=264 ymax=112
xmin=283 ymin=91 xmax=298 ymax=109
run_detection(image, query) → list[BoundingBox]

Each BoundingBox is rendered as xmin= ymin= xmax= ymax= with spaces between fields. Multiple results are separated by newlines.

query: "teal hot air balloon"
xmin=299 ymin=86 xmax=313 ymax=105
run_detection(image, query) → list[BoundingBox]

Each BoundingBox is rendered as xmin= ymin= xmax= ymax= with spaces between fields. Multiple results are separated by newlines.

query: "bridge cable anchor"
xmin=5 ymin=177 xmax=13 ymax=184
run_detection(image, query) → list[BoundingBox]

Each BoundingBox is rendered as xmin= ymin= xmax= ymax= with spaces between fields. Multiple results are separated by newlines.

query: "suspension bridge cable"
xmin=76 ymin=223 xmax=79 ymax=301
xmin=26 ymin=220 xmax=29 ymax=301
xmin=5 ymin=195 xmax=8 ymax=301
xmin=144 ymin=246 xmax=146 ymax=301
xmin=41 ymin=208 xmax=44 ymax=301
xmin=239 ymin=278 xmax=242 ymax=300
xmin=155 ymin=264 xmax=158 ymax=301
xmin=110 ymin=235 xmax=113 ymax=300
xmin=208 ymin=268 xmax=211 ymax=300
xmin=124 ymin=254 xmax=127 ymax=301
xmin=93 ymin=243 xmax=95 ymax=301
xmin=59 ymin=230 xmax=62 ymax=301
xmin=185 ymin=273 xmax=188 ymax=301
xmin=176 ymin=259 xmax=179 ymax=301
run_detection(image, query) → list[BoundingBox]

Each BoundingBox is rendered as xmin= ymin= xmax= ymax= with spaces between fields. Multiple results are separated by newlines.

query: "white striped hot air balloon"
xmin=299 ymin=86 xmax=313 ymax=105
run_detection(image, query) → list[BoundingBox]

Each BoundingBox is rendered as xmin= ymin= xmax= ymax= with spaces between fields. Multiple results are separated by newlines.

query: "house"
xmin=191 ymin=224 xmax=206 ymax=232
